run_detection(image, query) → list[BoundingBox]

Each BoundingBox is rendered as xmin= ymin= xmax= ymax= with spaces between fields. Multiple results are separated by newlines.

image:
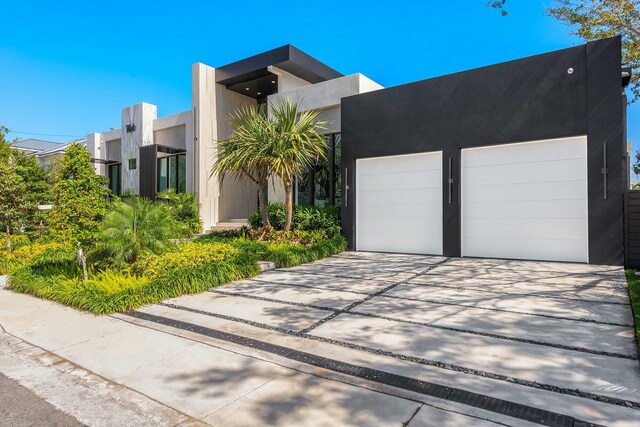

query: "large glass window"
xmin=157 ymin=153 xmax=186 ymax=193
xmin=108 ymin=163 xmax=121 ymax=196
xmin=295 ymin=133 xmax=341 ymax=207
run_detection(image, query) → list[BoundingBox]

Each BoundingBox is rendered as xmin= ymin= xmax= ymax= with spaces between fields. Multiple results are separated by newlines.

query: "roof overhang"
xmin=215 ymin=45 xmax=343 ymax=99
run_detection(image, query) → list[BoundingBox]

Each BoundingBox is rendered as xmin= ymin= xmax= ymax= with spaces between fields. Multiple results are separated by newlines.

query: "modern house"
xmin=84 ymin=45 xmax=382 ymax=232
xmin=62 ymin=37 xmax=630 ymax=265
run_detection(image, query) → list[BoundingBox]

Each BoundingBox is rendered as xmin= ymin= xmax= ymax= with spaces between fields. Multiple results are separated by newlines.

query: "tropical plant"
xmin=156 ymin=190 xmax=202 ymax=234
xmin=267 ymin=97 xmax=328 ymax=231
xmin=248 ymin=202 xmax=340 ymax=234
xmin=211 ymin=104 xmax=274 ymax=228
xmin=49 ymin=143 xmax=109 ymax=244
xmin=98 ymin=196 xmax=182 ymax=265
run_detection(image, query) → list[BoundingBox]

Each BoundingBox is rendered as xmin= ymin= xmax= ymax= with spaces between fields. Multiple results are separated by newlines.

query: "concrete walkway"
xmin=1 ymin=253 xmax=639 ymax=426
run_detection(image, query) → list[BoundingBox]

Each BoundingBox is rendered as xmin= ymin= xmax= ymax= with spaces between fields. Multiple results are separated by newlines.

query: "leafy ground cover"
xmin=624 ymin=270 xmax=640 ymax=355
xmin=5 ymin=211 xmax=346 ymax=314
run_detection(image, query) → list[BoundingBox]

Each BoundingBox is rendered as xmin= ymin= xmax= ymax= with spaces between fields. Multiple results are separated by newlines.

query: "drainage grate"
xmin=126 ymin=310 xmax=605 ymax=427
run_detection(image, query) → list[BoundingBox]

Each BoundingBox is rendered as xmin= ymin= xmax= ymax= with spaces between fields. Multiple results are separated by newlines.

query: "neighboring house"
xmin=11 ymin=138 xmax=87 ymax=169
xmin=38 ymin=37 xmax=630 ymax=265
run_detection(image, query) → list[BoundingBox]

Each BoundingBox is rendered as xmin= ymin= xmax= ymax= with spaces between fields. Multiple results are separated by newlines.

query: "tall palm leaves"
xmin=212 ymin=97 xmax=328 ymax=231
xmin=268 ymin=98 xmax=328 ymax=230
xmin=211 ymin=104 xmax=274 ymax=227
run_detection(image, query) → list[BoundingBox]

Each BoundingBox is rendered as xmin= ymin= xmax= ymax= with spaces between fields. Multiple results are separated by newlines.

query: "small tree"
xmin=212 ymin=104 xmax=275 ymax=228
xmin=0 ymin=160 xmax=29 ymax=253
xmin=49 ymin=143 xmax=109 ymax=244
xmin=269 ymin=98 xmax=328 ymax=231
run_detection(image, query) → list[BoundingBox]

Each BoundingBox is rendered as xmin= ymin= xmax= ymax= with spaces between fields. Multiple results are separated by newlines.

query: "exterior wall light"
xmin=126 ymin=124 xmax=136 ymax=133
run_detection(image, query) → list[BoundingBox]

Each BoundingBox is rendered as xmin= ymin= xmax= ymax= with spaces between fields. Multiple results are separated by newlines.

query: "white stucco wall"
xmin=192 ymin=63 xmax=220 ymax=230
xmin=121 ymin=103 xmax=157 ymax=194
xmin=270 ymin=66 xmax=311 ymax=93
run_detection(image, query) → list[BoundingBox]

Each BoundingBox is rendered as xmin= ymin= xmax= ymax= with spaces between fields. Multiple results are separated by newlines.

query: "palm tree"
xmin=211 ymin=104 xmax=274 ymax=228
xmin=268 ymin=97 xmax=328 ymax=230
xmin=99 ymin=197 xmax=181 ymax=264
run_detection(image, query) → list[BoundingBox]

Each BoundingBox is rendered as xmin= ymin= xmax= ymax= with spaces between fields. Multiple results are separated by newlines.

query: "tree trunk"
xmin=5 ymin=226 xmax=11 ymax=254
xmin=284 ymin=179 xmax=293 ymax=231
xmin=257 ymin=180 xmax=271 ymax=228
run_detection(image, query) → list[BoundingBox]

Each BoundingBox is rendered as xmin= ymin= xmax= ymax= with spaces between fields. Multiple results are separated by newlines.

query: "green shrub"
xmin=156 ymin=191 xmax=202 ymax=235
xmin=248 ymin=203 xmax=340 ymax=234
xmin=136 ymin=242 xmax=239 ymax=280
xmin=9 ymin=248 xmax=260 ymax=315
xmin=247 ymin=227 xmax=325 ymax=246
xmin=2 ymin=234 xmax=30 ymax=250
xmin=0 ymin=242 xmax=73 ymax=274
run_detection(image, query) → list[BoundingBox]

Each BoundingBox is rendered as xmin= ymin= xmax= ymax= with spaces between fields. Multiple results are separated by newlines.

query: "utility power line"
xmin=8 ymin=131 xmax=85 ymax=138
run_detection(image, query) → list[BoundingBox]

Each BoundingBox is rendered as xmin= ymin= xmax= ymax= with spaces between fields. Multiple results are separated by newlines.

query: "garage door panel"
xmin=358 ymin=187 xmax=442 ymax=206
xmin=463 ymin=199 xmax=587 ymax=219
xmin=463 ymin=180 xmax=587 ymax=203
xmin=357 ymin=235 xmax=439 ymax=255
xmin=357 ymin=169 xmax=441 ymax=192
xmin=464 ymin=218 xmax=587 ymax=240
xmin=358 ymin=202 xmax=441 ymax=220
xmin=358 ymin=154 xmax=441 ymax=175
xmin=358 ymin=218 xmax=443 ymax=237
xmin=462 ymin=137 xmax=588 ymax=263
xmin=357 ymin=152 xmax=443 ymax=255
xmin=463 ymin=237 xmax=588 ymax=263
xmin=463 ymin=158 xmax=586 ymax=186
xmin=463 ymin=136 xmax=587 ymax=167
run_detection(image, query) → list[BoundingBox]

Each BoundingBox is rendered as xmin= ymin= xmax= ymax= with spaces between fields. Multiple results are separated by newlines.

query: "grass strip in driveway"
xmin=624 ymin=270 xmax=640 ymax=355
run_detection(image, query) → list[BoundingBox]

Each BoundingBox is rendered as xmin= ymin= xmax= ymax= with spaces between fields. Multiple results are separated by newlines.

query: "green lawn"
xmin=624 ymin=270 xmax=640 ymax=355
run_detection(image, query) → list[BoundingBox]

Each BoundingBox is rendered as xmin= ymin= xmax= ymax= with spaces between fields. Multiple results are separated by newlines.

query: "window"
xmin=295 ymin=133 xmax=341 ymax=207
xmin=108 ymin=163 xmax=121 ymax=196
xmin=128 ymin=158 xmax=137 ymax=170
xmin=157 ymin=153 xmax=186 ymax=193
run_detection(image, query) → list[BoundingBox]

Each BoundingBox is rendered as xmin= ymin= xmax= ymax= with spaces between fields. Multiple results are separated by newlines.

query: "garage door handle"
xmin=345 ymin=168 xmax=349 ymax=207
xmin=448 ymin=157 xmax=453 ymax=204
xmin=602 ymin=142 xmax=608 ymax=200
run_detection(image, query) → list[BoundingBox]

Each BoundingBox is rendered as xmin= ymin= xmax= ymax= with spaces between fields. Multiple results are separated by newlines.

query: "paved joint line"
xmin=126 ymin=310 xmax=610 ymax=427
xmin=206 ymin=288 xmax=637 ymax=360
xmin=404 ymin=281 xmax=631 ymax=305
xmin=299 ymin=258 xmax=451 ymax=334
xmin=377 ymin=293 xmax=634 ymax=328
xmin=247 ymin=278 xmax=373 ymax=296
xmin=154 ymin=302 xmax=640 ymax=410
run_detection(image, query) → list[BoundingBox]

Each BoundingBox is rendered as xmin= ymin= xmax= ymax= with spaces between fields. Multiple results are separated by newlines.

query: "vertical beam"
xmin=442 ymin=148 xmax=461 ymax=257
xmin=586 ymin=37 xmax=624 ymax=265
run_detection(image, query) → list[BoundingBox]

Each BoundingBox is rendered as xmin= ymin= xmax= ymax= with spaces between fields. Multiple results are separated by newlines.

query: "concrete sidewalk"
xmin=0 ymin=281 xmax=491 ymax=427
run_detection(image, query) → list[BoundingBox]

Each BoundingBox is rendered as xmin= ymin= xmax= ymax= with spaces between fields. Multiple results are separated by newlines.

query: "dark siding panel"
xmin=342 ymin=37 xmax=624 ymax=265
xmin=139 ymin=145 xmax=157 ymax=200
xmin=586 ymin=37 xmax=625 ymax=265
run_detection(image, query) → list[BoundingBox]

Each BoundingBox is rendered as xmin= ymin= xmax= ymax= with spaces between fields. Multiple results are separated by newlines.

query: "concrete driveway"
xmin=129 ymin=252 xmax=639 ymax=426
xmin=2 ymin=253 xmax=638 ymax=426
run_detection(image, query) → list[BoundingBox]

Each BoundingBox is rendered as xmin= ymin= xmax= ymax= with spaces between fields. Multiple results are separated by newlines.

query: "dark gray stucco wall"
xmin=341 ymin=37 xmax=624 ymax=265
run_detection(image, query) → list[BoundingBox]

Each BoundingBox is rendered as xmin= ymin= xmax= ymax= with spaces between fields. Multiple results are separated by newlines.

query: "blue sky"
xmin=1 ymin=0 xmax=637 ymax=154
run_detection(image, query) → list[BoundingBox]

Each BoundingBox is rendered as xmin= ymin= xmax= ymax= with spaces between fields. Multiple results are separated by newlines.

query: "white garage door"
xmin=461 ymin=136 xmax=588 ymax=263
xmin=356 ymin=152 xmax=443 ymax=255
